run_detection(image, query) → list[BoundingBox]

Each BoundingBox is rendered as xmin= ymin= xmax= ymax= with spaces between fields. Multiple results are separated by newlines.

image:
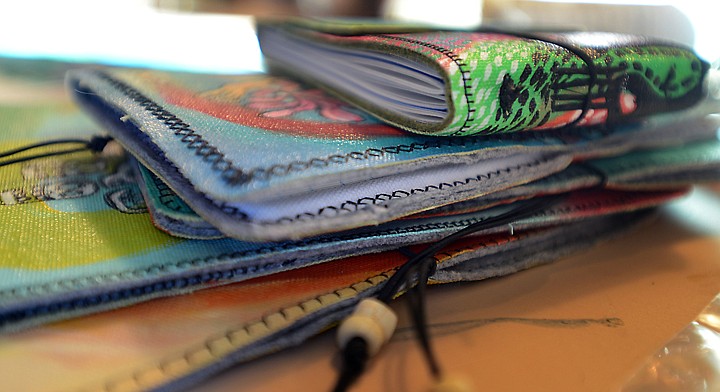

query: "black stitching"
xmin=95 ymin=72 xmax=512 ymax=186
xmin=249 ymin=156 xmax=553 ymax=224
xmin=530 ymin=193 xmax=653 ymax=218
xmin=86 ymin=72 xmax=607 ymax=227
xmin=98 ymin=74 xmax=252 ymax=186
xmin=0 ymin=195 xmax=533 ymax=305
xmin=375 ymin=34 xmax=474 ymax=136
xmin=135 ymin=138 xmax=572 ymax=226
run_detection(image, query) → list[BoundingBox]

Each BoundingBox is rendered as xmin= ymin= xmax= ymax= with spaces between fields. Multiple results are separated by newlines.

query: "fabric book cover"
xmin=257 ymin=18 xmax=710 ymax=136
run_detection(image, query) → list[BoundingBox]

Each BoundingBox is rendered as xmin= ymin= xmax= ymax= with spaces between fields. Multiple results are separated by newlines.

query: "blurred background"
xmin=0 ymin=0 xmax=716 ymax=74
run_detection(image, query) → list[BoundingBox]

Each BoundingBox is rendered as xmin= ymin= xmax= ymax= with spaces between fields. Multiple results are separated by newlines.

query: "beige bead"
xmin=336 ymin=298 xmax=398 ymax=356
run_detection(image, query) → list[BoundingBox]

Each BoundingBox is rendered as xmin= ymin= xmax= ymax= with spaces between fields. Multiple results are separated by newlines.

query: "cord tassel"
xmin=0 ymin=135 xmax=113 ymax=168
xmin=332 ymin=195 xmax=562 ymax=391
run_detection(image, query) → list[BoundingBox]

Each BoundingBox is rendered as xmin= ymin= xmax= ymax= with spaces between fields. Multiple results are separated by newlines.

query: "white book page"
xmin=260 ymin=28 xmax=448 ymax=123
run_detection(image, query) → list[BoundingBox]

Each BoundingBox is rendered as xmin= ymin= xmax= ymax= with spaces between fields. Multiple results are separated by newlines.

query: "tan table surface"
xmin=195 ymin=184 xmax=720 ymax=392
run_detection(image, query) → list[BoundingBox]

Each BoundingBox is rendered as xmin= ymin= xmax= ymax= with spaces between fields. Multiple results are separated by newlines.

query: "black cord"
xmin=475 ymin=27 xmax=600 ymax=128
xmin=0 ymin=135 xmax=112 ymax=168
xmin=0 ymin=138 xmax=88 ymax=159
xmin=573 ymin=160 xmax=610 ymax=189
xmin=333 ymin=337 xmax=370 ymax=392
xmin=521 ymin=32 xmax=598 ymax=129
xmin=406 ymin=258 xmax=441 ymax=377
xmin=332 ymin=195 xmax=563 ymax=392
xmin=376 ymin=194 xmax=561 ymax=303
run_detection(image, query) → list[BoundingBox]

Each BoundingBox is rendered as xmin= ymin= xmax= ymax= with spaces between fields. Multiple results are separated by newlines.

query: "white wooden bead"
xmin=337 ymin=298 xmax=398 ymax=356
xmin=354 ymin=298 xmax=398 ymax=340
xmin=337 ymin=314 xmax=385 ymax=355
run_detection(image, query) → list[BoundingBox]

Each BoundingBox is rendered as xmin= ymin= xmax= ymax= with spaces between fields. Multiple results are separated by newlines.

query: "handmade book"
xmin=3 ymin=98 xmax=718 ymax=333
xmin=137 ymin=138 xmax=720 ymax=240
xmin=1 ymin=61 xmax=719 ymax=391
xmin=67 ymin=69 xmax=718 ymax=242
xmin=0 ymin=102 xmax=686 ymax=386
xmin=0 ymin=101 xmax=583 ymax=332
xmin=256 ymin=18 xmax=710 ymax=136
xmin=61 ymin=56 xmax=720 ymax=391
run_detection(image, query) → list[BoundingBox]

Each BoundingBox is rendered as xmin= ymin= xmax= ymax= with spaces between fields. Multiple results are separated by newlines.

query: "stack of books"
xmin=2 ymin=17 xmax=720 ymax=391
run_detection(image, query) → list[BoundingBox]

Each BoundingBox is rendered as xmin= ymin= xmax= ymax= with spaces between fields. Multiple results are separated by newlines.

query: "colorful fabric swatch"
xmin=67 ymin=70 xmax=717 ymax=241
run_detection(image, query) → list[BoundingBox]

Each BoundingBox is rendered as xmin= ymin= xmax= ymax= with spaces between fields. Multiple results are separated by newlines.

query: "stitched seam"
xmin=94 ymin=70 xmax=567 ymax=225
xmin=0 ymin=212 xmax=504 ymax=299
xmin=147 ymin=170 xmax=197 ymax=214
xmin=143 ymin=146 xmax=557 ymax=225
xmin=98 ymin=73 xmax=251 ymax=186
xmin=0 ymin=156 xmax=556 ymax=299
xmin=95 ymin=72 xmax=514 ymax=185
xmin=91 ymin=71 xmax=609 ymax=225
xmin=595 ymin=151 xmax=714 ymax=173
xmin=433 ymin=231 xmax=532 ymax=263
xmin=102 ymin=69 xmax=604 ymax=186
xmin=263 ymin=155 xmax=554 ymax=224
xmin=0 ymin=264 xmax=296 ymax=327
xmin=76 ymin=73 xmax=249 ymax=220
xmin=94 ymin=271 xmax=393 ymax=392
xmin=530 ymin=193 xmax=663 ymax=217
xmin=0 ymin=153 xmax=558 ymax=302
xmin=375 ymin=34 xmax=474 ymax=136
xmin=153 ymin=211 xmax=220 ymax=236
